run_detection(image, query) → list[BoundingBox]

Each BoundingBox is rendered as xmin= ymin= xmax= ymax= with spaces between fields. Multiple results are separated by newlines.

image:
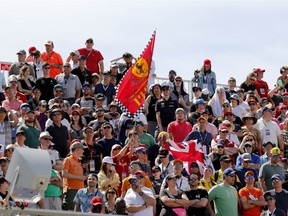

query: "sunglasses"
xmin=245 ymin=175 xmax=254 ymax=179
xmin=103 ymin=126 xmax=111 ymax=129
xmin=72 ymin=113 xmax=80 ymax=116
xmin=129 ymin=132 xmax=138 ymax=136
xmin=128 ymin=179 xmax=138 ymax=184
xmin=167 ymin=177 xmax=176 ymax=181
xmin=107 ymin=191 xmax=116 ymax=195
xmin=189 ymin=178 xmax=198 ymax=181
xmin=249 ymin=103 xmax=256 ymax=106
xmin=63 ymin=65 xmax=70 ymax=68
xmin=130 ymin=165 xmax=139 ymax=169
xmin=173 ymin=164 xmax=182 ymax=167
xmin=225 ymin=114 xmax=233 ymax=116
xmin=221 ymin=131 xmax=228 ymax=133
xmin=272 ymin=155 xmax=280 ymax=159
xmin=175 ymin=80 xmax=182 ymax=82
xmin=21 ymin=107 xmax=30 ymax=111
xmin=265 ymin=198 xmax=273 ymax=202
xmin=217 ymin=90 xmax=225 ymax=93
xmin=223 ymin=160 xmax=231 ymax=163
xmin=96 ymin=110 xmax=104 ymax=113
xmin=244 ymin=161 xmax=251 ymax=163
xmin=86 ymin=41 xmax=93 ymax=43
xmin=136 ymin=175 xmax=144 ymax=179
xmin=42 ymin=137 xmax=51 ymax=141
xmin=83 ymin=87 xmax=90 ymax=90
xmin=55 ymin=90 xmax=63 ymax=93
xmin=246 ymin=139 xmax=254 ymax=142
xmin=84 ymin=130 xmax=93 ymax=134
xmin=272 ymin=179 xmax=281 ymax=182
xmin=229 ymin=80 xmax=236 ymax=82
xmin=6 ymin=149 xmax=14 ymax=153
xmin=217 ymin=146 xmax=224 ymax=149
xmin=244 ymin=145 xmax=252 ymax=148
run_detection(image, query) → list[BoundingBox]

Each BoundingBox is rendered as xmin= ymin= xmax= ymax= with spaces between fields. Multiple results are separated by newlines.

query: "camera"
xmin=31 ymin=50 xmax=40 ymax=58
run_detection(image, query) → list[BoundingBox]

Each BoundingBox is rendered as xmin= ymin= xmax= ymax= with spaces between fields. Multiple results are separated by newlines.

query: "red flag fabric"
xmin=116 ymin=32 xmax=156 ymax=115
xmin=163 ymin=139 xmax=213 ymax=173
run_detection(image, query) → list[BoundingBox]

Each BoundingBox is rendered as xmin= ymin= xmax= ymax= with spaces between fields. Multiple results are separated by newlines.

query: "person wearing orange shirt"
xmin=62 ymin=141 xmax=88 ymax=210
xmin=239 ymin=171 xmax=266 ymax=216
xmin=41 ymin=40 xmax=63 ymax=78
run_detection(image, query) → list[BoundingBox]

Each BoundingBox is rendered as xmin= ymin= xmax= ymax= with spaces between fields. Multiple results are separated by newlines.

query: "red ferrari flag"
xmin=116 ymin=31 xmax=156 ymax=115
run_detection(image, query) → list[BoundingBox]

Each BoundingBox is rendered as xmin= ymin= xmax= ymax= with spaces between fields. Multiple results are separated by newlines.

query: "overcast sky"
xmin=0 ymin=0 xmax=287 ymax=88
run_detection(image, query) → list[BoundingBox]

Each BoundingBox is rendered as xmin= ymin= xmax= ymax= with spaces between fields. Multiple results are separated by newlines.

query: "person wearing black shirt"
xmin=185 ymin=174 xmax=208 ymax=216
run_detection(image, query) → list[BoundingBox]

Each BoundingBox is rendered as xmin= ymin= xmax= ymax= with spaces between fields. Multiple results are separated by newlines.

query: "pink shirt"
xmin=167 ymin=120 xmax=192 ymax=142
xmin=2 ymin=99 xmax=23 ymax=111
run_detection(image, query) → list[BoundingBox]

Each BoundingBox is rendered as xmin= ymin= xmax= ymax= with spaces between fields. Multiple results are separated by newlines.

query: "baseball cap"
xmin=20 ymin=103 xmax=30 ymax=110
xmin=253 ymin=68 xmax=265 ymax=73
xmin=16 ymin=130 xmax=25 ymax=136
xmin=166 ymin=173 xmax=177 ymax=180
xmin=223 ymin=167 xmax=236 ymax=176
xmin=161 ymin=84 xmax=170 ymax=90
xmin=39 ymin=131 xmax=53 ymax=140
xmin=158 ymin=149 xmax=169 ymax=158
xmin=16 ymin=50 xmax=26 ymax=55
xmin=264 ymin=191 xmax=276 ymax=199
xmin=95 ymin=93 xmax=105 ymax=100
xmin=270 ymin=147 xmax=281 ymax=155
xmin=262 ymin=105 xmax=273 ymax=112
xmin=219 ymin=125 xmax=229 ymax=132
xmin=242 ymin=153 xmax=252 ymax=162
xmin=8 ymin=75 xmax=18 ymax=83
xmin=78 ymin=55 xmax=86 ymax=61
xmin=53 ymin=84 xmax=63 ymax=91
xmin=220 ymin=155 xmax=231 ymax=162
xmin=175 ymin=108 xmax=185 ymax=113
xmin=44 ymin=40 xmax=54 ymax=46
xmin=102 ymin=156 xmax=115 ymax=164
xmin=70 ymin=50 xmax=80 ymax=56
xmin=263 ymin=141 xmax=276 ymax=147
xmin=173 ymin=159 xmax=183 ymax=166
xmin=195 ymin=99 xmax=205 ymax=105
xmin=203 ymin=59 xmax=211 ymax=66
xmin=271 ymin=174 xmax=283 ymax=181
xmin=244 ymin=171 xmax=254 ymax=177
xmin=69 ymin=141 xmax=87 ymax=151
xmin=38 ymin=100 xmax=47 ymax=106
xmin=168 ymin=70 xmax=177 ymax=75
xmin=90 ymin=196 xmax=102 ymax=206
xmin=135 ymin=147 xmax=147 ymax=154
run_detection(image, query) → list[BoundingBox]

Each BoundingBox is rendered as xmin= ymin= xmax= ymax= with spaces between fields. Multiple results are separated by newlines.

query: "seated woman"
xmin=159 ymin=174 xmax=189 ymax=216
xmin=70 ymin=110 xmax=85 ymax=140
xmin=104 ymin=187 xmax=118 ymax=214
xmin=98 ymin=156 xmax=120 ymax=194
xmin=17 ymin=65 xmax=35 ymax=101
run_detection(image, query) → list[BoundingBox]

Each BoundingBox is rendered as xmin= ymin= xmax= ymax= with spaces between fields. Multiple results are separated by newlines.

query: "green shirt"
xmin=44 ymin=169 xmax=62 ymax=197
xmin=125 ymin=132 xmax=156 ymax=148
xmin=208 ymin=183 xmax=238 ymax=216
xmin=259 ymin=162 xmax=285 ymax=190
xmin=17 ymin=124 xmax=40 ymax=149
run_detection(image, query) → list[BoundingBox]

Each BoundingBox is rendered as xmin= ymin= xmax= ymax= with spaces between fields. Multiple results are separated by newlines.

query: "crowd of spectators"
xmin=0 ymin=38 xmax=287 ymax=215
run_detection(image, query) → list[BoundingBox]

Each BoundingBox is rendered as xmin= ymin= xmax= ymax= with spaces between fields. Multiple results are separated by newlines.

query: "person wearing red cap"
xmin=90 ymin=196 xmax=103 ymax=213
xmin=239 ymin=171 xmax=266 ymax=216
xmin=211 ymin=125 xmax=238 ymax=163
xmin=253 ymin=68 xmax=270 ymax=99
xmin=198 ymin=59 xmax=216 ymax=96
xmin=26 ymin=46 xmax=37 ymax=63
xmin=274 ymin=92 xmax=288 ymax=118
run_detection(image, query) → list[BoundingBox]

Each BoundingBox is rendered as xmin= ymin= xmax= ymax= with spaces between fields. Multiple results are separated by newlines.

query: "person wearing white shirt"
xmin=254 ymin=105 xmax=284 ymax=151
